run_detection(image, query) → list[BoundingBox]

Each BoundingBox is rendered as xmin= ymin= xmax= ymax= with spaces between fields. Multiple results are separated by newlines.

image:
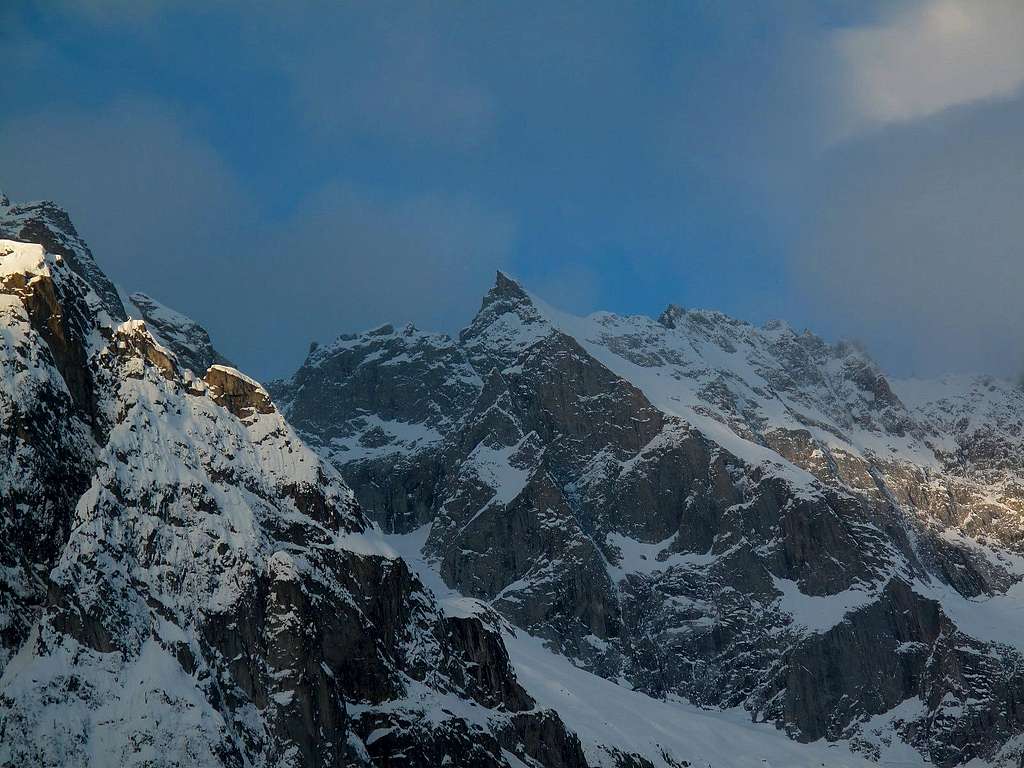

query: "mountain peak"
xmin=493 ymin=270 xmax=528 ymax=300
xmin=658 ymin=303 xmax=686 ymax=329
xmin=467 ymin=271 xmax=540 ymax=324
xmin=0 ymin=193 xmax=127 ymax=322
xmin=126 ymin=291 xmax=230 ymax=375
xmin=460 ymin=271 xmax=550 ymax=371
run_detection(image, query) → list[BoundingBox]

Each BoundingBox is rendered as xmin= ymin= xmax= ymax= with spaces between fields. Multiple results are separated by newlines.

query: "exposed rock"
xmin=0 ymin=197 xmax=126 ymax=321
xmin=113 ymin=319 xmax=179 ymax=381
xmin=206 ymin=364 xmax=275 ymax=418
xmin=127 ymin=292 xmax=231 ymax=374
xmin=0 ymin=240 xmax=98 ymax=675
xmin=269 ymin=323 xmax=480 ymax=533
xmin=11 ymin=187 xmax=1024 ymax=766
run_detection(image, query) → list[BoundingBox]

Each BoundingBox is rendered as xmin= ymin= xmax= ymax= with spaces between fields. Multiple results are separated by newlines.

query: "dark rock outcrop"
xmin=205 ymin=364 xmax=275 ymax=418
xmin=127 ymin=291 xmax=232 ymax=375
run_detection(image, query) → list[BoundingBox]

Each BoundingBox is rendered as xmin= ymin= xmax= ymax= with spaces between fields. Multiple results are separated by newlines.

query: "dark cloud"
xmin=236 ymin=183 xmax=516 ymax=375
xmin=0 ymin=99 xmax=515 ymax=380
xmin=0 ymin=99 xmax=253 ymax=296
xmin=49 ymin=0 xmax=168 ymax=23
xmin=238 ymin=3 xmax=497 ymax=150
xmin=525 ymin=262 xmax=602 ymax=317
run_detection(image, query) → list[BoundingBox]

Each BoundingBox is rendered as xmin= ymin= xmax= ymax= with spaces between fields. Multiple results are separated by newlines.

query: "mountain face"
xmin=273 ymin=271 xmax=1024 ymax=767
xmin=0 ymin=200 xmax=592 ymax=768
xmin=6 ymin=191 xmax=1024 ymax=768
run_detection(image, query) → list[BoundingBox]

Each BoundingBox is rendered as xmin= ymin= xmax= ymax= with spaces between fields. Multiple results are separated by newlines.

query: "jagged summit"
xmin=11 ymin=190 xmax=1024 ymax=766
xmin=469 ymin=271 xmax=538 ymax=325
xmin=0 ymin=192 xmax=126 ymax=322
xmin=306 ymin=320 xmax=459 ymax=367
xmin=269 ymin=318 xmax=482 ymax=533
xmin=491 ymin=269 xmax=529 ymax=299
xmin=0 ymin=193 xmax=228 ymax=378
xmin=460 ymin=271 xmax=551 ymax=371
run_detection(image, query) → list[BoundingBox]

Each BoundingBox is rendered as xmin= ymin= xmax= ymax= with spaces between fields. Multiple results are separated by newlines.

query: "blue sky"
xmin=4 ymin=1 xmax=1024 ymax=380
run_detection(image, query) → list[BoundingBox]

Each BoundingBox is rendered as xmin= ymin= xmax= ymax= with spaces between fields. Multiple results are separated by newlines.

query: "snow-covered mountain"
xmin=5 ymin=188 xmax=1024 ymax=767
xmin=273 ymin=271 xmax=1024 ymax=767
xmin=0 ymin=198 xmax=593 ymax=768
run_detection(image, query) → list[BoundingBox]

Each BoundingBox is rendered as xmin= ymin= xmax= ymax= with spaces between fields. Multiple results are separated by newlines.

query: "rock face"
xmin=0 ymin=241 xmax=98 ymax=674
xmin=274 ymin=270 xmax=1024 ymax=766
xmin=205 ymin=363 xmax=275 ymax=418
xmin=0 ymin=196 xmax=126 ymax=322
xmin=0 ymin=202 xmax=589 ymax=768
xmin=127 ymin=291 xmax=232 ymax=375
xmin=272 ymin=323 xmax=480 ymax=534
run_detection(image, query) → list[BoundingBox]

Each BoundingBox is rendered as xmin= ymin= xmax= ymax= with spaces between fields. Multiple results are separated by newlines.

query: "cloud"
xmin=794 ymin=95 xmax=1024 ymax=378
xmin=49 ymin=0 xmax=169 ymax=24
xmin=13 ymin=1 xmax=1021 ymax=384
xmin=836 ymin=0 xmax=1024 ymax=131
xmin=242 ymin=183 xmax=515 ymax=367
xmin=0 ymin=98 xmax=516 ymax=380
xmin=0 ymin=99 xmax=253 ymax=295
xmin=525 ymin=262 xmax=601 ymax=317
xmin=803 ymin=1 xmax=1024 ymax=378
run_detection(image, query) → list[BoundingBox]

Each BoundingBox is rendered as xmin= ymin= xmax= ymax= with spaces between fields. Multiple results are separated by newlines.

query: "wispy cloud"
xmin=836 ymin=0 xmax=1024 ymax=131
xmin=794 ymin=94 xmax=1024 ymax=378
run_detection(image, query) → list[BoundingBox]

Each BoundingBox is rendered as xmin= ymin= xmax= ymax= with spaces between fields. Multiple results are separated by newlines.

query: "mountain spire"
xmin=658 ymin=303 xmax=686 ymax=329
xmin=459 ymin=270 xmax=551 ymax=371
